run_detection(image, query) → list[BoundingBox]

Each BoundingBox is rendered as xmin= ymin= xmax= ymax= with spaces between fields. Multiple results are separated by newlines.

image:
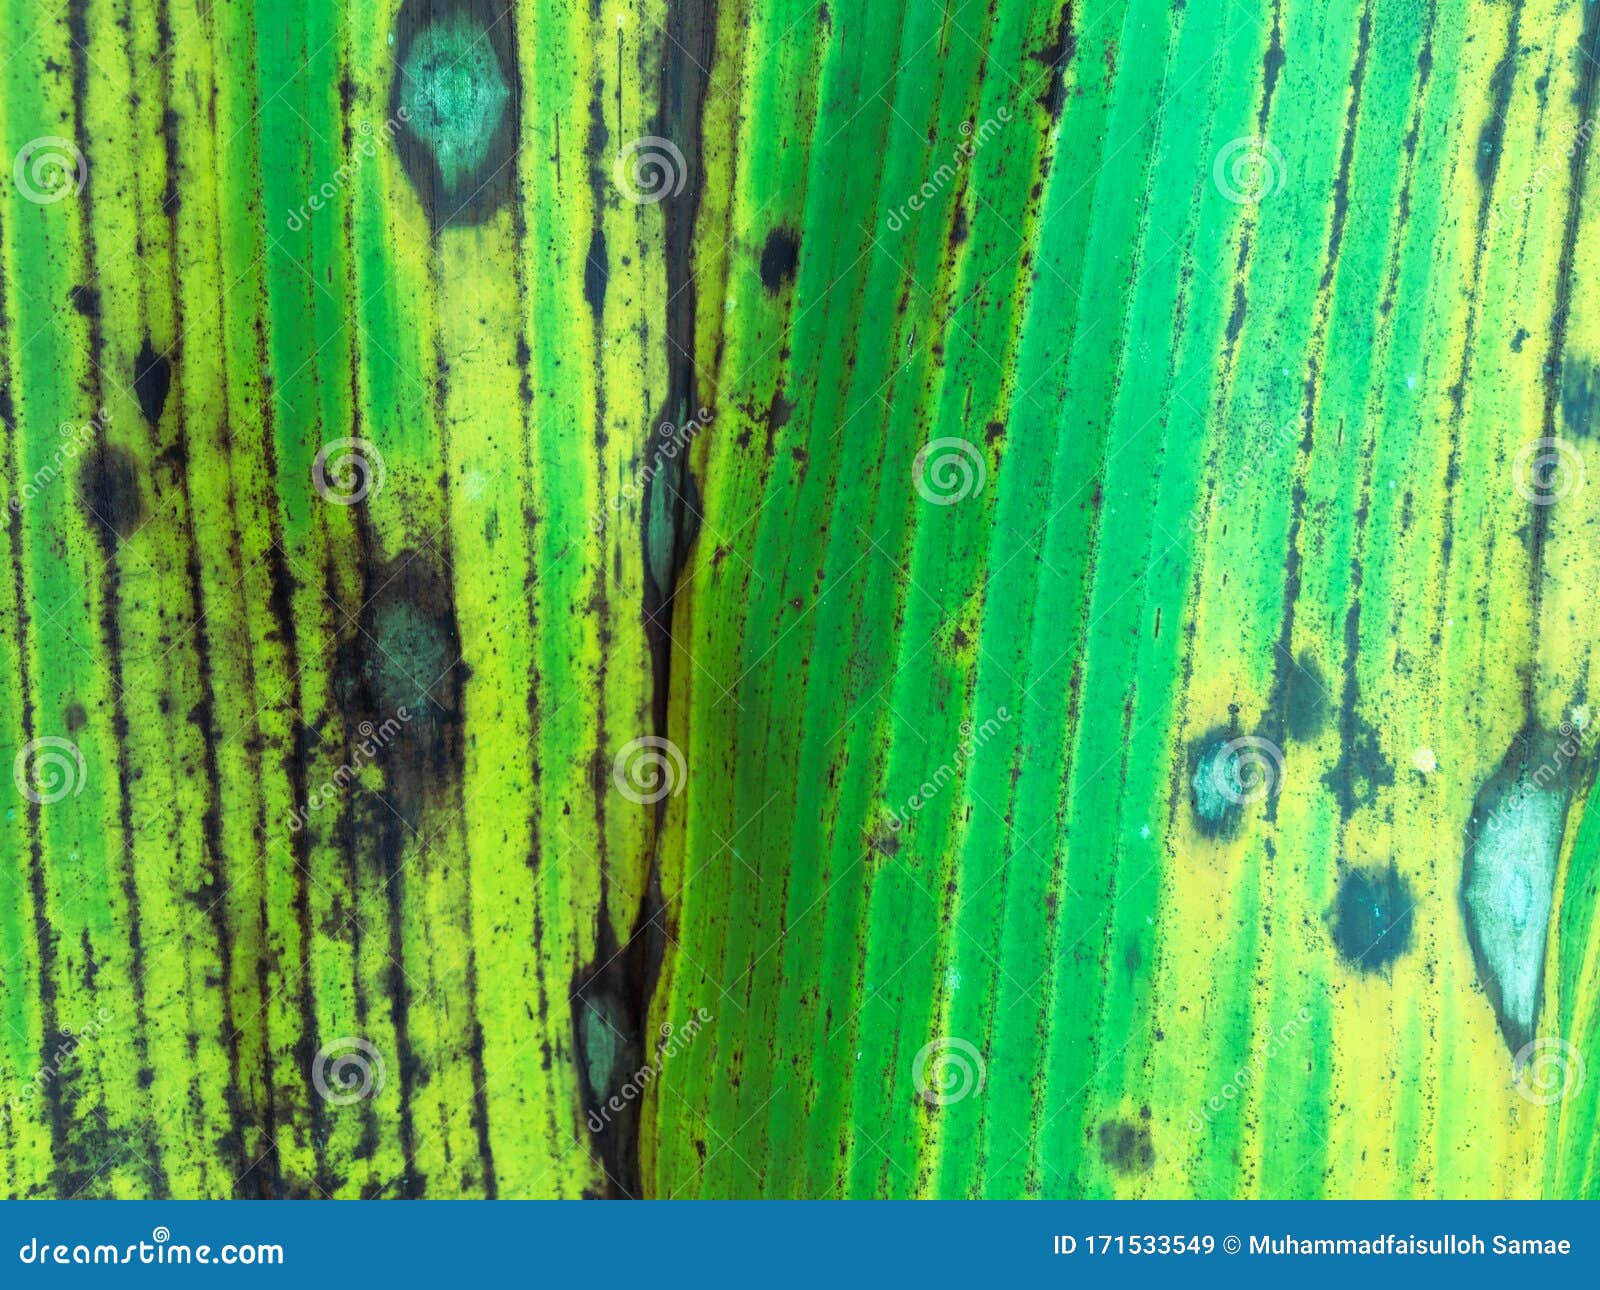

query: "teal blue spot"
xmin=369 ymin=599 xmax=448 ymax=717
xmin=399 ymin=13 xmax=510 ymax=195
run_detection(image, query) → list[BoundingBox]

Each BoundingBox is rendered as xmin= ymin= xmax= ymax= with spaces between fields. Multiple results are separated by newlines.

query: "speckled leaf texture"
xmin=0 ymin=0 xmax=1596 ymax=1199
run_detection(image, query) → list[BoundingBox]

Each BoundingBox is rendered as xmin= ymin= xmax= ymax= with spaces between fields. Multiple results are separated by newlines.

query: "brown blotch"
xmin=78 ymin=442 xmax=144 ymax=546
xmin=330 ymin=552 xmax=467 ymax=856
xmin=1098 ymin=1118 xmax=1155 ymax=1175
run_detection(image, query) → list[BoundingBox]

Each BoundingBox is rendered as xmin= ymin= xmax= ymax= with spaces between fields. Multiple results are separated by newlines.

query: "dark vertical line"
xmin=1526 ymin=0 xmax=1600 ymax=718
xmin=331 ymin=39 xmax=388 ymax=1198
xmin=195 ymin=0 xmax=286 ymax=1197
xmin=344 ymin=119 xmax=418 ymax=1210
xmin=1437 ymin=0 xmax=1525 ymax=599
xmin=65 ymin=0 xmax=168 ymax=1195
xmin=277 ymin=0 xmax=336 ymax=1201
xmin=0 ymin=213 xmax=68 ymax=1195
xmin=257 ymin=416 xmax=328 ymax=1198
xmin=1262 ymin=0 xmax=1376 ymax=787
xmin=207 ymin=392 xmax=281 ymax=1190
xmin=153 ymin=0 xmax=252 ymax=1193
xmin=430 ymin=23 xmax=507 ymax=1203
xmin=509 ymin=0 xmax=559 ymax=1166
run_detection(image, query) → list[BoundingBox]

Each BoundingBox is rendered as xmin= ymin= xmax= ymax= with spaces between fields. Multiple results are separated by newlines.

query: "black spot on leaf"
xmin=133 ymin=338 xmax=172 ymax=426
xmin=1282 ymin=651 xmax=1329 ymax=741
xmin=1029 ymin=3 xmax=1076 ymax=119
xmin=759 ymin=227 xmax=800 ymax=292
xmin=1187 ymin=723 xmax=1282 ymax=840
xmin=1461 ymin=725 xmax=1580 ymax=1052
xmin=331 ymin=553 xmax=467 ymax=856
xmin=68 ymin=285 xmax=100 ymax=318
xmin=584 ymin=226 xmax=608 ymax=318
xmin=1560 ymin=356 xmax=1598 ymax=438
xmin=1330 ymin=862 xmax=1414 ymax=973
xmin=78 ymin=442 xmax=144 ymax=545
xmin=1098 ymin=1119 xmax=1155 ymax=1175
xmin=389 ymin=0 xmax=519 ymax=229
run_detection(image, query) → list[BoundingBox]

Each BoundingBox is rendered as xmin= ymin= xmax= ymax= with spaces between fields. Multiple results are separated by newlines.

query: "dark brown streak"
xmin=506 ymin=7 xmax=557 ymax=1101
xmin=421 ymin=251 xmax=499 ymax=1201
xmin=968 ymin=0 xmax=1086 ymax=1196
xmin=152 ymin=0 xmax=253 ymax=1195
xmin=1437 ymin=0 xmax=1525 ymax=594
xmin=330 ymin=53 xmax=389 ymax=1199
xmin=1217 ymin=0 xmax=1285 ymax=374
xmin=1376 ymin=0 xmax=1437 ymax=319
xmin=66 ymin=0 xmax=168 ymax=1196
xmin=1262 ymin=0 xmax=1376 ymax=818
xmin=251 ymin=15 xmax=330 ymax=1192
xmin=0 ymin=225 xmax=68 ymax=1196
xmin=200 ymin=8 xmax=287 ymax=1201
xmin=1526 ymin=0 xmax=1600 ymax=720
